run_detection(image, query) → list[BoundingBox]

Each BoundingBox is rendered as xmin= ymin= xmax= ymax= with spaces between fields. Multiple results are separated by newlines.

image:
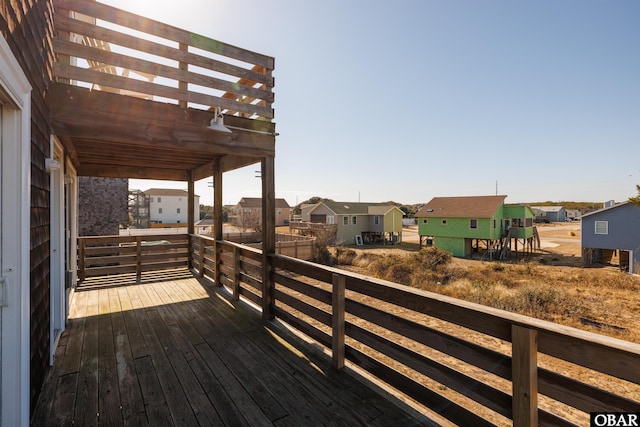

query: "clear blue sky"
xmin=104 ymin=0 xmax=640 ymax=207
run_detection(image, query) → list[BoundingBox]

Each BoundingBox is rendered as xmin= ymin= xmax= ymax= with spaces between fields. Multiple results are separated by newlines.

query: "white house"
xmin=144 ymin=188 xmax=200 ymax=225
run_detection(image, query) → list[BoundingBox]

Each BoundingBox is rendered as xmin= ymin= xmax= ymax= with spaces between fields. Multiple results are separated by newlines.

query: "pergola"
xmin=48 ymin=0 xmax=277 ymax=317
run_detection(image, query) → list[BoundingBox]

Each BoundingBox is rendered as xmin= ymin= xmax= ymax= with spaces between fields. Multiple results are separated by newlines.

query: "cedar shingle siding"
xmin=1 ymin=0 xmax=55 ymax=411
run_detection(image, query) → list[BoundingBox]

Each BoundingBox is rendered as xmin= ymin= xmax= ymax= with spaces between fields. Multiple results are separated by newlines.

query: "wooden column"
xmin=261 ymin=156 xmax=276 ymax=321
xmin=213 ymin=159 xmax=223 ymax=286
xmin=188 ymin=173 xmax=195 ymax=235
xmin=187 ymin=172 xmax=195 ymax=269
xmin=332 ymin=273 xmax=346 ymax=369
xmin=512 ymin=325 xmax=538 ymax=426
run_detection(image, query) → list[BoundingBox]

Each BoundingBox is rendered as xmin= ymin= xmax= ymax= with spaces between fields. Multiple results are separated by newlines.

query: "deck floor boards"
xmin=32 ymin=269 xmax=430 ymax=426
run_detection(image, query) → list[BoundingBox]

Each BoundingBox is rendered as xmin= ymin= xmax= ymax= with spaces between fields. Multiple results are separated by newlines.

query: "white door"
xmin=1 ymin=89 xmax=25 ymax=427
xmin=1 ymin=34 xmax=32 ymax=427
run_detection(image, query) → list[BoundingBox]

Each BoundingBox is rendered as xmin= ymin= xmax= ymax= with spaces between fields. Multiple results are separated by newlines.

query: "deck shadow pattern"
xmin=32 ymin=269 xmax=433 ymax=426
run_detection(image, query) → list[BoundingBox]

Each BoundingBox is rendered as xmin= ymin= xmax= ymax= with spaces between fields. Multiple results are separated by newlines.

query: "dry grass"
xmin=280 ymin=236 xmax=640 ymax=424
xmin=333 ymin=246 xmax=640 ymax=343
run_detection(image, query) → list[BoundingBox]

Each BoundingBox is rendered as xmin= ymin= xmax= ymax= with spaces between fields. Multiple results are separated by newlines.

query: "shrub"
xmin=500 ymin=286 xmax=586 ymax=319
xmin=414 ymin=247 xmax=452 ymax=270
xmin=313 ymin=238 xmax=336 ymax=266
xmin=365 ymin=247 xmax=453 ymax=287
xmin=335 ymin=247 xmax=357 ymax=265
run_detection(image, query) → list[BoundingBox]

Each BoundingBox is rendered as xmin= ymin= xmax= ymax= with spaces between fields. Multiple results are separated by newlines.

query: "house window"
xmin=278 ymin=209 xmax=282 ymax=215
xmin=157 ymin=197 xmax=162 ymax=203
xmin=177 ymin=208 xmax=181 ymax=214
xmin=150 ymin=197 xmax=154 ymax=202
xmin=493 ymin=219 xmax=496 ymax=229
xmin=470 ymin=219 xmax=477 ymax=229
xmin=423 ymin=219 xmax=428 ymax=224
xmin=525 ymin=218 xmax=533 ymax=227
xmin=352 ymin=216 xmax=357 ymax=225
xmin=442 ymin=219 xmax=447 ymax=225
xmin=343 ymin=216 xmax=348 ymax=225
xmin=327 ymin=216 xmax=335 ymax=224
xmin=158 ymin=208 xmax=163 ymax=214
xmin=374 ymin=216 xmax=379 ymax=225
xmin=595 ymin=221 xmax=608 ymax=235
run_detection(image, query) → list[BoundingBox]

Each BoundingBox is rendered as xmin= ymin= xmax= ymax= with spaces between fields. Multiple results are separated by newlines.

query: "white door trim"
xmin=0 ymin=34 xmax=32 ymax=427
xmin=50 ymin=138 xmax=65 ymax=364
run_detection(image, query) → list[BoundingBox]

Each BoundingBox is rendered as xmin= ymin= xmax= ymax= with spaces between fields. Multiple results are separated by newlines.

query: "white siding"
xmin=149 ymin=195 xmax=200 ymax=224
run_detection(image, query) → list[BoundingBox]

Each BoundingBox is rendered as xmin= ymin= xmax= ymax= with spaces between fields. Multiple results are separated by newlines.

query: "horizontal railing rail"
xmin=52 ymin=0 xmax=274 ymax=119
xmin=78 ymin=234 xmax=189 ymax=282
xmin=185 ymin=235 xmax=640 ymax=426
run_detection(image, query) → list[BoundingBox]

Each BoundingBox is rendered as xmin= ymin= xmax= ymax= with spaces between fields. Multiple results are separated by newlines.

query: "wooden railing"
xmin=187 ymin=235 xmax=640 ymax=427
xmin=194 ymin=233 xmax=317 ymax=261
xmin=78 ymin=234 xmax=640 ymax=425
xmin=78 ymin=234 xmax=189 ymax=282
xmin=289 ymin=221 xmax=338 ymax=237
xmin=52 ymin=0 xmax=274 ymax=119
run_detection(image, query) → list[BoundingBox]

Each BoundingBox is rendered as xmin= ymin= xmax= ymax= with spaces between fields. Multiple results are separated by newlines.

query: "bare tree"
xmin=236 ymin=209 xmax=262 ymax=232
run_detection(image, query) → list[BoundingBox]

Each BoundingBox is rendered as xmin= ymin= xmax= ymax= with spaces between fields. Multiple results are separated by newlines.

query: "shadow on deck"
xmin=32 ymin=270 xmax=432 ymax=426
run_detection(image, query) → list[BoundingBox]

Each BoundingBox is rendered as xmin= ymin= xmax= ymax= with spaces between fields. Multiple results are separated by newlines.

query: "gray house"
xmin=581 ymin=201 xmax=640 ymax=273
xmin=308 ymin=201 xmax=404 ymax=245
xmin=531 ymin=205 xmax=567 ymax=222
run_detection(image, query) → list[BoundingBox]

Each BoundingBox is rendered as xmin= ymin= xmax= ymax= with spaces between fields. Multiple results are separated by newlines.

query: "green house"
xmin=416 ymin=195 xmax=536 ymax=258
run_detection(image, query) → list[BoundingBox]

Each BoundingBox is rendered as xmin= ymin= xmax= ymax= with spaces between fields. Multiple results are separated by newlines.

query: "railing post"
xmin=232 ymin=246 xmax=240 ymax=300
xmin=78 ymin=238 xmax=85 ymax=283
xmin=261 ymin=156 xmax=276 ymax=321
xmin=214 ymin=239 xmax=222 ymax=287
xmin=198 ymin=235 xmax=205 ymax=278
xmin=332 ymin=273 xmax=346 ymax=370
xmin=512 ymin=325 xmax=538 ymax=426
xmin=136 ymin=236 xmax=142 ymax=283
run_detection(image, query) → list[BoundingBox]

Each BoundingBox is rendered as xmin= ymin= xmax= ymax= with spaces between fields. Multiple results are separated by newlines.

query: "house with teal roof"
xmin=416 ymin=195 xmax=537 ymax=258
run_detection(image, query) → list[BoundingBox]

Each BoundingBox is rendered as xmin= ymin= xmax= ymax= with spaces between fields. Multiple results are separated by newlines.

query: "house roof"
xmin=416 ymin=195 xmax=507 ymax=218
xmin=195 ymin=219 xmax=214 ymax=226
xmin=531 ymin=206 xmax=565 ymax=213
xmin=368 ymin=205 xmax=403 ymax=216
xmin=580 ymin=201 xmax=630 ymax=218
xmin=143 ymin=188 xmax=200 ymax=197
xmin=236 ymin=197 xmax=291 ymax=209
xmin=315 ymin=201 xmax=398 ymax=216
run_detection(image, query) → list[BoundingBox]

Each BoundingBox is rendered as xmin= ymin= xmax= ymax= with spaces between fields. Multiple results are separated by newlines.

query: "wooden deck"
xmin=32 ymin=270 xmax=430 ymax=426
